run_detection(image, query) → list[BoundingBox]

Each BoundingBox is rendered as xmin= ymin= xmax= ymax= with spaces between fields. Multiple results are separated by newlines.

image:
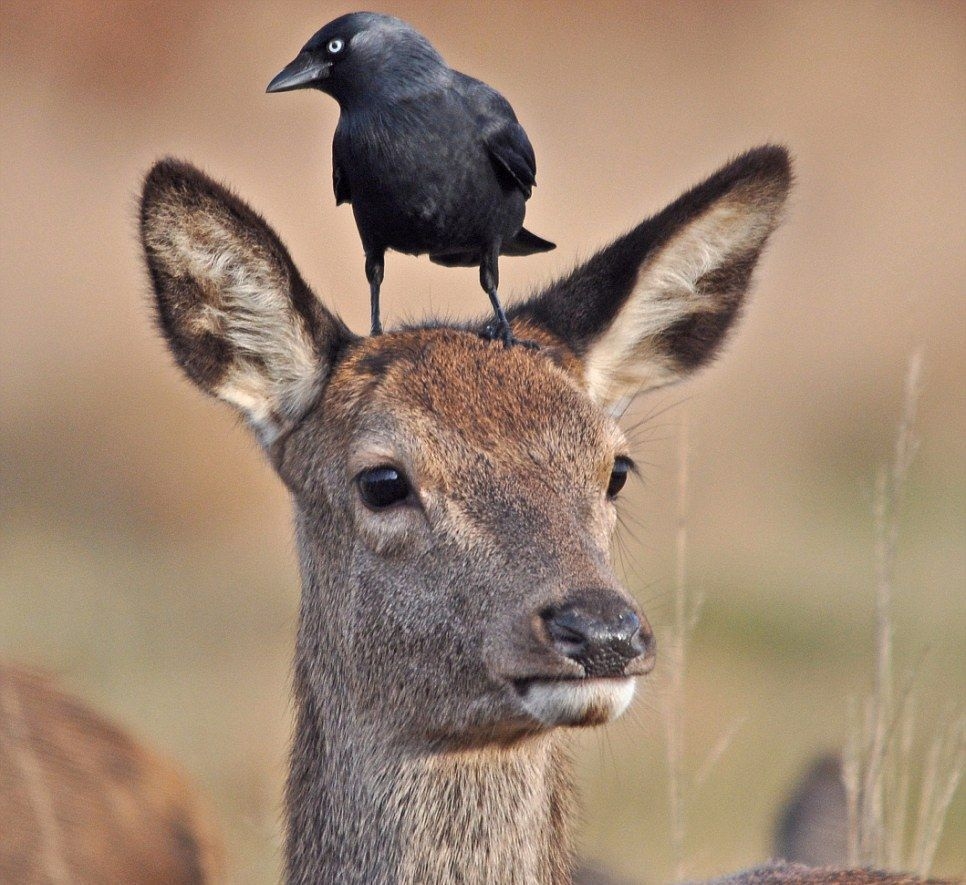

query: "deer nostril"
xmin=541 ymin=600 xmax=648 ymax=678
xmin=615 ymin=610 xmax=642 ymax=643
xmin=542 ymin=607 xmax=590 ymax=649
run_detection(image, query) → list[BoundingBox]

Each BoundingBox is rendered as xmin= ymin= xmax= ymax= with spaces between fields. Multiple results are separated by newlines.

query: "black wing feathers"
xmin=455 ymin=73 xmax=537 ymax=198
xmin=486 ymin=122 xmax=537 ymax=198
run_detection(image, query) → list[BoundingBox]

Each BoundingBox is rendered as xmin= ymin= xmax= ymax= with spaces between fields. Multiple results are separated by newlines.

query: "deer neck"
xmin=284 ymin=522 xmax=577 ymax=884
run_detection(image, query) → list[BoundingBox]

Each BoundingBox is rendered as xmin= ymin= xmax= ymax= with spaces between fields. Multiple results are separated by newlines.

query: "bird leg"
xmin=480 ymin=244 xmax=537 ymax=349
xmin=365 ymin=253 xmax=385 ymax=336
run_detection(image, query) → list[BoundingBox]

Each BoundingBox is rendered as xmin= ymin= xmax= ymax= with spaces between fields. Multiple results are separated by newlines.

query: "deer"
xmin=128 ymin=144 xmax=950 ymax=884
xmin=0 ymin=663 xmax=223 ymax=884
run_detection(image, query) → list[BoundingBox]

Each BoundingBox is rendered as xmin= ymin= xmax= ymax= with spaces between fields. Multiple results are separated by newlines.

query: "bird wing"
xmin=455 ymin=74 xmax=537 ymax=199
xmin=332 ymin=137 xmax=351 ymax=205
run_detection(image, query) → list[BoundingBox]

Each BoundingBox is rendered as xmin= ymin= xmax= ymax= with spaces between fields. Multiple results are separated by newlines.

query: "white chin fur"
xmin=519 ymin=678 xmax=636 ymax=727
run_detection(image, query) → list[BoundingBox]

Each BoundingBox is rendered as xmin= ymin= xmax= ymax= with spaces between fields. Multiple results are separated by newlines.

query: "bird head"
xmin=266 ymin=13 xmax=446 ymax=105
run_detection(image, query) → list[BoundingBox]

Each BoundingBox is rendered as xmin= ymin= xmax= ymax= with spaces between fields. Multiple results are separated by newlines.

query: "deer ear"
xmin=512 ymin=146 xmax=792 ymax=410
xmin=139 ymin=159 xmax=354 ymax=444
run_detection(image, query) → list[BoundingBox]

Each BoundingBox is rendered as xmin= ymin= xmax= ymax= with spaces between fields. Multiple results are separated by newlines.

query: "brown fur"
xmin=0 ymin=664 xmax=222 ymax=884
xmin=137 ymin=147 xmax=944 ymax=883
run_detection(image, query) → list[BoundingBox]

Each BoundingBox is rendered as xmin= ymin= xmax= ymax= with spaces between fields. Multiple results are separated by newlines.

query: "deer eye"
xmin=607 ymin=457 xmax=632 ymax=499
xmin=357 ymin=466 xmax=411 ymax=509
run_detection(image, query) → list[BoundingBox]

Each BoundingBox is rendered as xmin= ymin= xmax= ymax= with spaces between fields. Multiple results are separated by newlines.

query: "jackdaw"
xmin=267 ymin=12 xmax=555 ymax=344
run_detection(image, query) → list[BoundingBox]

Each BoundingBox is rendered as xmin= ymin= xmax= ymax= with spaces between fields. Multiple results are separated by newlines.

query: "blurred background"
xmin=1 ymin=1 xmax=963 ymax=881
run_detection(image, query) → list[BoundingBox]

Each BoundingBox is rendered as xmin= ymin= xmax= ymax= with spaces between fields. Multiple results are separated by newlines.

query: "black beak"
xmin=266 ymin=53 xmax=331 ymax=93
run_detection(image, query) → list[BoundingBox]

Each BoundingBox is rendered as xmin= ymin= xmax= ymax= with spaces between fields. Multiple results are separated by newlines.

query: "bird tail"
xmin=429 ymin=229 xmax=556 ymax=268
xmin=501 ymin=227 xmax=556 ymax=256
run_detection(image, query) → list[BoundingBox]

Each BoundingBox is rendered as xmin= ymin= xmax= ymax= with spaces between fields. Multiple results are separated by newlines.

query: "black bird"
xmin=267 ymin=12 xmax=555 ymax=344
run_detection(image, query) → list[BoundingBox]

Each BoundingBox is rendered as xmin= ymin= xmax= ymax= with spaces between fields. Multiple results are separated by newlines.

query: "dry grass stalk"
xmin=910 ymin=713 xmax=965 ymax=873
xmin=844 ymin=698 xmax=861 ymax=863
xmin=665 ymin=409 xmax=691 ymax=881
xmin=844 ymin=353 xmax=964 ymax=876
xmin=663 ymin=411 xmax=740 ymax=881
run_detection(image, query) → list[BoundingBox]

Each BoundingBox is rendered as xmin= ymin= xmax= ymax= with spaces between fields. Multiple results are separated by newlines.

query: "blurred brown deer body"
xmin=134 ymin=148 xmax=941 ymax=884
xmin=0 ymin=664 xmax=222 ymax=884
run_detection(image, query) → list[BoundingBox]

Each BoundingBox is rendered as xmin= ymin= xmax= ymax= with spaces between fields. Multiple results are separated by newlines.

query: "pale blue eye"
xmin=327 ymin=38 xmax=344 ymax=54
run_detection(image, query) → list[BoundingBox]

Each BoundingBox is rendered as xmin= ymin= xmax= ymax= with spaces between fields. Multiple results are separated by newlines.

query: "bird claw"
xmin=480 ymin=321 xmax=540 ymax=350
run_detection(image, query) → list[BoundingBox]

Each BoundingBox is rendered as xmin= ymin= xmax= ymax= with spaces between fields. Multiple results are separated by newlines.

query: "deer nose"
xmin=540 ymin=592 xmax=654 ymax=678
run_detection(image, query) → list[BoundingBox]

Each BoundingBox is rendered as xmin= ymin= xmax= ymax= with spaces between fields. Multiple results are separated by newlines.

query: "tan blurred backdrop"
xmin=1 ymin=2 xmax=964 ymax=881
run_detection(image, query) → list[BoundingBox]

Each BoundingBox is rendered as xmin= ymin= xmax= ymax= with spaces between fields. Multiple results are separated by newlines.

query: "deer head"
xmin=140 ymin=147 xmax=790 ymax=752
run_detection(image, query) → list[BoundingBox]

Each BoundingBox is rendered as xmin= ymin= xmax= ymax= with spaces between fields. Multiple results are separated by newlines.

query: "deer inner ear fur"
xmin=511 ymin=145 xmax=792 ymax=410
xmin=139 ymin=159 xmax=353 ymax=444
